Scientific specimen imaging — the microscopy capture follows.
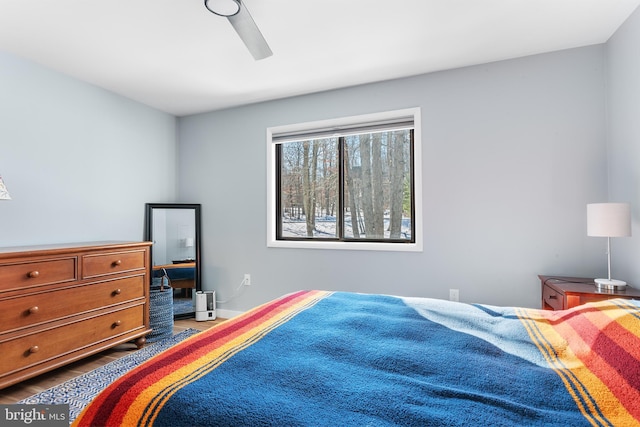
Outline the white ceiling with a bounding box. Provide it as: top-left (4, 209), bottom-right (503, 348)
top-left (1, 0), bottom-right (638, 116)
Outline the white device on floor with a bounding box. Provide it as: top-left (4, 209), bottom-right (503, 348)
top-left (195, 290), bottom-right (216, 321)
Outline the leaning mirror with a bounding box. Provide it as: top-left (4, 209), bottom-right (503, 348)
top-left (145, 203), bottom-right (202, 319)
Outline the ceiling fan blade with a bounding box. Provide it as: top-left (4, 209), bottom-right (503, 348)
top-left (227, 2), bottom-right (273, 60)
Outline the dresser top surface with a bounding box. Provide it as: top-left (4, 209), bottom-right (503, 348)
top-left (0, 241), bottom-right (152, 258)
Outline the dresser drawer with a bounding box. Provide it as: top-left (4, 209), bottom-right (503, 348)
top-left (0, 258), bottom-right (77, 292)
top-left (0, 305), bottom-right (145, 376)
top-left (542, 284), bottom-right (564, 310)
top-left (82, 250), bottom-right (146, 279)
top-left (0, 276), bottom-right (145, 333)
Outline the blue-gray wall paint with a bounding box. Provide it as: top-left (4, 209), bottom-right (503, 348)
top-left (0, 52), bottom-right (177, 245)
top-left (178, 45), bottom-right (608, 311)
top-left (606, 7), bottom-right (640, 286)
top-left (3, 15), bottom-right (637, 311)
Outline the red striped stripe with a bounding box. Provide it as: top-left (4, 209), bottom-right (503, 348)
top-left (76, 290), bottom-right (313, 426)
top-left (559, 305), bottom-right (640, 419)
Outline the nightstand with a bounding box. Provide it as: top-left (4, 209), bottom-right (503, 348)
top-left (539, 275), bottom-right (640, 310)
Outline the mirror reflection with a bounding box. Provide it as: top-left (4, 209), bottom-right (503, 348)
top-left (145, 203), bottom-right (202, 319)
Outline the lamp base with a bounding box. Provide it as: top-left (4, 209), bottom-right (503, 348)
top-left (594, 278), bottom-right (627, 291)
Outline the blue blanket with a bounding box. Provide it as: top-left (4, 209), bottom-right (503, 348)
top-left (74, 291), bottom-right (640, 426)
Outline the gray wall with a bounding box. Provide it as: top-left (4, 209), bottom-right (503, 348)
top-left (2, 24), bottom-right (632, 313)
top-left (178, 45), bottom-right (608, 311)
top-left (0, 52), bottom-right (178, 246)
top-left (606, 7), bottom-right (640, 284)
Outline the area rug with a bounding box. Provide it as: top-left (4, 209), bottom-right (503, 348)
top-left (18, 328), bottom-right (200, 422)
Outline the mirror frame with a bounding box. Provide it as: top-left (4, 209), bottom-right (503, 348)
top-left (144, 203), bottom-right (202, 319)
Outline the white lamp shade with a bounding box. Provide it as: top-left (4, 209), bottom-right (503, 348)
top-left (0, 175), bottom-right (11, 200)
top-left (587, 203), bottom-right (631, 237)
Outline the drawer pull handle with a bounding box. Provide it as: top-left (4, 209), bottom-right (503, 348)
top-left (112, 260), bottom-right (122, 267)
top-left (29, 346), bottom-right (39, 354)
top-left (113, 320), bottom-right (122, 328)
top-left (28, 306), bottom-right (39, 314)
top-left (113, 288), bottom-right (122, 296)
top-left (27, 270), bottom-right (40, 278)
top-left (548, 295), bottom-right (557, 300)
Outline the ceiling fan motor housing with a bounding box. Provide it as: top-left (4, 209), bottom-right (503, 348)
top-left (204, 0), bottom-right (241, 17)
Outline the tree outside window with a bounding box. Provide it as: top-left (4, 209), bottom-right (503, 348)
top-left (277, 129), bottom-right (414, 243)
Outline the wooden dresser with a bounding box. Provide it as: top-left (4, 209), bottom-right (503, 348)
top-left (0, 241), bottom-right (152, 390)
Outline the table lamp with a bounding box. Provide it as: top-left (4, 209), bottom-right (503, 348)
top-left (587, 202), bottom-right (631, 290)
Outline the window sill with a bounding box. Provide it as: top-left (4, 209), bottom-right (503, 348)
top-left (267, 239), bottom-right (423, 252)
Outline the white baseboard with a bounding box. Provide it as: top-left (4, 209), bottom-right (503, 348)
top-left (216, 308), bottom-right (243, 319)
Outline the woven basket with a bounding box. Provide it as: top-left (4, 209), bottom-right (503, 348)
top-left (147, 276), bottom-right (174, 343)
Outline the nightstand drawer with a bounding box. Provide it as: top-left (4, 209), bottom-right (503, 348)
top-left (542, 284), bottom-right (564, 310)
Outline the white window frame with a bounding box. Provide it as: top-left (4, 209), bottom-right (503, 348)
top-left (266, 107), bottom-right (423, 252)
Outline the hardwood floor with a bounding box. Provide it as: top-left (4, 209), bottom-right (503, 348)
top-left (0, 317), bottom-right (224, 404)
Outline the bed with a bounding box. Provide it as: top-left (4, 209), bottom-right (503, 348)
top-left (152, 263), bottom-right (196, 296)
top-left (73, 290), bottom-right (640, 426)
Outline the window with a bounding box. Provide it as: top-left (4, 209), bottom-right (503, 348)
top-left (267, 108), bottom-right (422, 251)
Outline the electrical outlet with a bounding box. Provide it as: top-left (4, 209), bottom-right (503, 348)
top-left (244, 273), bottom-right (251, 286)
top-left (449, 289), bottom-right (459, 302)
